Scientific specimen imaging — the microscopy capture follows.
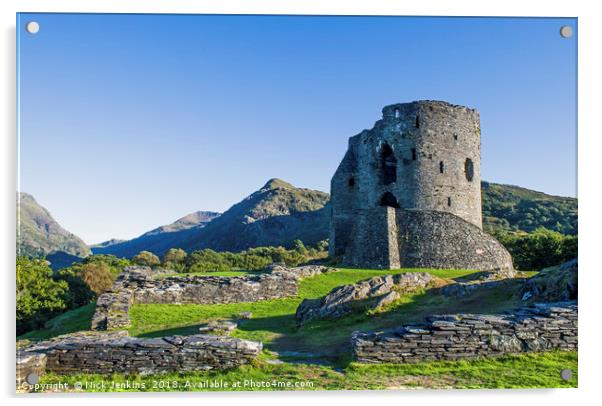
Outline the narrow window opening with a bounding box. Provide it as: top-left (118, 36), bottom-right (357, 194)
top-left (380, 143), bottom-right (397, 185)
top-left (447, 197), bottom-right (452, 207)
top-left (348, 177), bottom-right (355, 187)
top-left (394, 108), bottom-right (400, 118)
top-left (439, 161), bottom-right (444, 173)
top-left (380, 192), bottom-right (400, 208)
top-left (465, 158), bottom-right (475, 182)
top-left (411, 148), bottom-right (417, 161)
top-left (453, 134), bottom-right (458, 141)
top-left (415, 115), bottom-right (420, 128)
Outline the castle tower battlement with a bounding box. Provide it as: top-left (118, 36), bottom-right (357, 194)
top-left (330, 100), bottom-right (512, 272)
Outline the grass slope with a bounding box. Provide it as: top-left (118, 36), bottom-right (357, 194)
top-left (22, 268), bottom-right (577, 391)
top-left (129, 268), bottom-right (523, 363)
top-left (18, 302), bottom-right (96, 341)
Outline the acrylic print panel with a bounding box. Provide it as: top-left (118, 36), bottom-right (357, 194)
top-left (16, 13), bottom-right (577, 392)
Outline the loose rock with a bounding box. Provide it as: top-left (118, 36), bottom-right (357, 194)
top-left (296, 272), bottom-right (436, 325)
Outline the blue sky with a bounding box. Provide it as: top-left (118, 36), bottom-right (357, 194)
top-left (17, 14), bottom-right (577, 244)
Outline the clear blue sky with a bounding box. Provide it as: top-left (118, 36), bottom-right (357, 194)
top-left (17, 14), bottom-right (577, 244)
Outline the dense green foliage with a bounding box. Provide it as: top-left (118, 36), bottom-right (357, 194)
top-left (180, 240), bottom-right (328, 273)
top-left (17, 255), bottom-right (131, 335)
top-left (495, 228), bottom-right (577, 271)
top-left (16, 257), bottom-right (68, 335)
top-left (162, 248), bottom-right (187, 271)
top-left (132, 251), bottom-right (161, 267)
top-left (56, 255), bottom-right (130, 309)
top-left (482, 181), bottom-right (577, 235)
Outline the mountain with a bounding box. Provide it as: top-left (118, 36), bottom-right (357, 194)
top-left (91, 211), bottom-right (220, 258)
top-left (17, 192), bottom-right (91, 258)
top-left (90, 179), bottom-right (576, 259)
top-left (177, 179), bottom-right (330, 253)
top-left (481, 181), bottom-right (577, 235)
top-left (93, 179), bottom-right (330, 258)
top-left (90, 238), bottom-right (125, 249)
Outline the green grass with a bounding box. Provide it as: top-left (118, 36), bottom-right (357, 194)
top-left (18, 302), bottom-right (96, 341)
top-left (35, 350), bottom-right (577, 392)
top-left (129, 268), bottom-right (525, 364)
top-left (19, 267), bottom-right (576, 391)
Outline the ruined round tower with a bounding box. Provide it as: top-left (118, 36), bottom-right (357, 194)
top-left (330, 100), bottom-right (513, 272)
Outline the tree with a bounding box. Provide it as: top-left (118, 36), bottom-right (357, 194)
top-left (162, 248), bottom-right (187, 271)
top-left (132, 251), bottom-right (160, 267)
top-left (292, 239), bottom-right (308, 255)
top-left (17, 257), bottom-right (68, 334)
top-left (79, 262), bottom-right (114, 295)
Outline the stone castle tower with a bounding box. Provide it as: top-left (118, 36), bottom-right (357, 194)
top-left (330, 100), bottom-right (513, 271)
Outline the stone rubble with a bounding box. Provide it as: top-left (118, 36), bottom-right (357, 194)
top-left (520, 259), bottom-right (577, 302)
top-left (352, 302), bottom-right (577, 364)
top-left (296, 272), bottom-right (436, 325)
top-left (198, 319), bottom-right (238, 335)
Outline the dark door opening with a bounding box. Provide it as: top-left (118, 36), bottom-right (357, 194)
top-left (380, 192), bottom-right (400, 208)
top-left (380, 143), bottom-right (397, 185)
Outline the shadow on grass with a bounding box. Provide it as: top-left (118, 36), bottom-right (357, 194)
top-left (134, 278), bottom-right (526, 368)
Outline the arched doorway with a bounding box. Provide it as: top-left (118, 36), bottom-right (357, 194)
top-left (379, 192), bottom-right (400, 208)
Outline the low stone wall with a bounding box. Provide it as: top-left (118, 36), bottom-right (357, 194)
top-left (133, 273), bottom-right (298, 305)
top-left (352, 302), bottom-right (577, 364)
top-left (92, 265), bottom-right (334, 331)
top-left (16, 351), bottom-right (46, 388)
top-left (18, 331), bottom-right (262, 378)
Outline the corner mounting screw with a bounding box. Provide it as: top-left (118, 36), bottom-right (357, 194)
top-left (559, 25), bottom-right (573, 38)
top-left (560, 368), bottom-right (573, 381)
top-left (26, 21), bottom-right (40, 34)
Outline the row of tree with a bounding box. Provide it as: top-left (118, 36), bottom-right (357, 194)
top-left (131, 239), bottom-right (329, 273)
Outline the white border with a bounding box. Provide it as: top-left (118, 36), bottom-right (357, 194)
top-left (2, 1), bottom-right (601, 405)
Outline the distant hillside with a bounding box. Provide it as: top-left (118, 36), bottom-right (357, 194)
top-left (89, 179), bottom-right (576, 258)
top-left (17, 193), bottom-right (90, 258)
top-left (92, 211), bottom-right (220, 258)
top-left (93, 179), bottom-right (330, 258)
top-left (178, 178), bottom-right (330, 253)
top-left (482, 181), bottom-right (577, 235)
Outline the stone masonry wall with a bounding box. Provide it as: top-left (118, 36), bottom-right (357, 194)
top-left (92, 265), bottom-right (333, 331)
top-left (352, 302), bottom-right (577, 364)
top-left (18, 331), bottom-right (262, 378)
top-left (343, 206), bottom-right (513, 272)
top-left (329, 100), bottom-right (511, 271)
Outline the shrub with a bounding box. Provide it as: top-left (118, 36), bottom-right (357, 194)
top-left (132, 251), bottom-right (161, 267)
top-left (16, 257), bottom-right (68, 335)
top-left (496, 228), bottom-right (577, 271)
top-left (163, 248), bottom-right (187, 271)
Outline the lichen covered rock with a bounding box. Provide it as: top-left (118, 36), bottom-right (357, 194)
top-left (295, 272), bottom-right (436, 325)
top-left (521, 259), bottom-right (577, 302)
